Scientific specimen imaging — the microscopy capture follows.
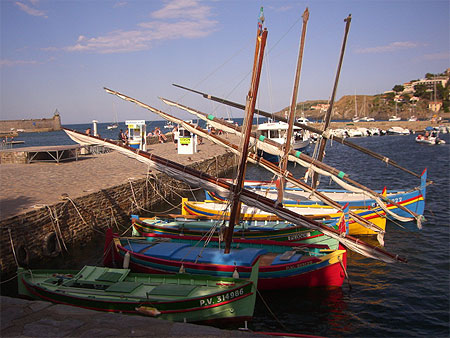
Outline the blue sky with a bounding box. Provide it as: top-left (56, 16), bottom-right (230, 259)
top-left (1, 0), bottom-right (448, 124)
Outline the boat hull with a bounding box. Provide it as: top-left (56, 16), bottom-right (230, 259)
top-left (257, 140), bottom-right (310, 164)
top-left (132, 216), bottom-right (340, 250)
top-left (105, 232), bottom-right (347, 291)
top-left (182, 199), bottom-right (387, 236)
top-left (204, 171), bottom-right (426, 221)
top-left (18, 265), bottom-right (257, 324)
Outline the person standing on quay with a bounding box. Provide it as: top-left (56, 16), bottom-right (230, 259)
top-left (172, 125), bottom-right (179, 149)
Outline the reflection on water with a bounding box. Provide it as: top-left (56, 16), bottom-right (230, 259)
top-left (251, 286), bottom-right (351, 336)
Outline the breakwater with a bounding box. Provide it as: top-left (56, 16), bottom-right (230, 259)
top-left (0, 138), bottom-right (238, 277)
top-left (0, 114), bottom-right (61, 133)
top-left (309, 120), bottom-right (449, 132)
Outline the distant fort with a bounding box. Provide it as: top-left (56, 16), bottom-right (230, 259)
top-left (0, 113), bottom-right (61, 134)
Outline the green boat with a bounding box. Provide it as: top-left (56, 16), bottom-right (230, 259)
top-left (17, 263), bottom-right (258, 324)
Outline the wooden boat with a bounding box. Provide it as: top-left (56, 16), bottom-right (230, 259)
top-left (130, 215), bottom-right (340, 250)
top-left (204, 168), bottom-right (427, 220)
top-left (104, 230), bottom-right (347, 291)
top-left (182, 198), bottom-right (386, 236)
top-left (18, 264), bottom-right (258, 324)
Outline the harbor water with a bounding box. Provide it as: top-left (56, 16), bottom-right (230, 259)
top-left (2, 122), bottom-right (449, 337)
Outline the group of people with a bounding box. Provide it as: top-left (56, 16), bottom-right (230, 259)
top-left (114, 124), bottom-right (207, 148)
top-left (146, 127), bottom-right (167, 143)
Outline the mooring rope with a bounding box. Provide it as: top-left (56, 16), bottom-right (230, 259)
top-left (46, 205), bottom-right (67, 252)
top-left (63, 195), bottom-right (103, 234)
top-left (145, 177), bottom-right (179, 208)
top-left (109, 206), bottom-right (121, 232)
top-left (338, 255), bottom-right (352, 290)
top-left (8, 228), bottom-right (19, 267)
top-left (256, 288), bottom-right (289, 331)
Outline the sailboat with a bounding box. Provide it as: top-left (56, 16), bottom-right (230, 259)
top-left (359, 96), bottom-right (375, 121)
top-left (107, 110), bottom-right (119, 129)
top-left (104, 230), bottom-right (347, 290)
top-left (130, 214), bottom-right (340, 250)
top-left (352, 93), bottom-right (360, 122)
top-left (389, 101), bottom-right (401, 121)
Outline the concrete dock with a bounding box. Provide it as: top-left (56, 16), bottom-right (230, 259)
top-left (1, 296), bottom-right (264, 337)
top-left (0, 135), bottom-right (239, 220)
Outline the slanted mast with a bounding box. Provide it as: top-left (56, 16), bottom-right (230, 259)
top-left (225, 7), bottom-right (268, 254)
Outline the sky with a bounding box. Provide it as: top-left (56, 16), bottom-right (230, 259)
top-left (1, 0), bottom-right (449, 124)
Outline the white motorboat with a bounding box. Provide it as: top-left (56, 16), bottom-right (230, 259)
top-left (368, 127), bottom-right (381, 136)
top-left (257, 121), bottom-right (310, 163)
top-left (389, 115), bottom-right (401, 122)
top-left (387, 126), bottom-right (410, 135)
top-left (346, 128), bottom-right (363, 137)
top-left (356, 127), bottom-right (370, 136)
top-left (416, 128), bottom-right (446, 144)
top-left (297, 116), bottom-right (310, 124)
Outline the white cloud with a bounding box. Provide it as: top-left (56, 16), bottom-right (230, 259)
top-left (15, 1), bottom-right (48, 18)
top-left (113, 1), bottom-right (128, 8)
top-left (151, 0), bottom-right (210, 20)
top-left (64, 0), bottom-right (218, 54)
top-left (0, 59), bottom-right (38, 67)
top-left (422, 51), bottom-right (449, 60)
top-left (356, 41), bottom-right (420, 54)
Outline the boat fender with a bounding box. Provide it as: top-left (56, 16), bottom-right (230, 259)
top-left (16, 244), bottom-right (30, 267)
top-left (232, 264), bottom-right (240, 279)
top-left (123, 251), bottom-right (130, 269)
top-left (43, 232), bottom-right (61, 257)
top-left (135, 306), bottom-right (161, 317)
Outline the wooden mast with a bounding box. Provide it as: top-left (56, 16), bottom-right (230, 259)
top-left (277, 7), bottom-right (309, 204)
top-left (224, 8), bottom-right (268, 254)
top-left (311, 14), bottom-right (351, 189)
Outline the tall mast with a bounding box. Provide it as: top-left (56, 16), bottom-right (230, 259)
top-left (311, 14), bottom-right (351, 189)
top-left (277, 7), bottom-right (309, 204)
top-left (224, 8), bottom-right (268, 254)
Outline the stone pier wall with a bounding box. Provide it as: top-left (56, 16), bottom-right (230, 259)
top-left (0, 114), bottom-right (61, 133)
top-left (0, 151), bottom-right (237, 277)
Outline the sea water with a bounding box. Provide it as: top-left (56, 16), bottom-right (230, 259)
top-left (3, 122), bottom-right (450, 337)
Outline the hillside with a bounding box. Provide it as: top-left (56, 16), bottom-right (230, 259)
top-left (275, 94), bottom-right (448, 121)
